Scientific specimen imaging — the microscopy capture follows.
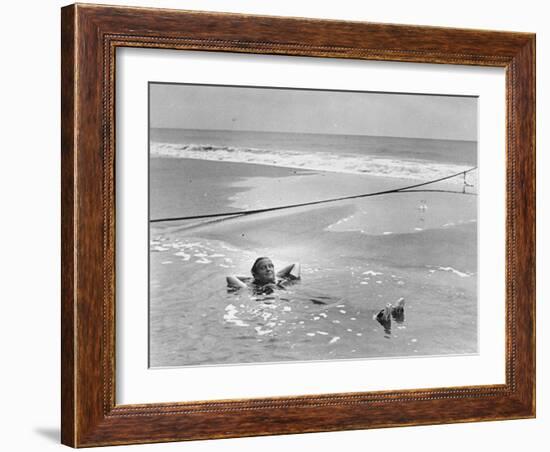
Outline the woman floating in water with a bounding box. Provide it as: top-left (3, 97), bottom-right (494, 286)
top-left (226, 257), bottom-right (301, 294)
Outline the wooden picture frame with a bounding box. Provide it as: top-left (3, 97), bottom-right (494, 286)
top-left (61, 3), bottom-right (535, 447)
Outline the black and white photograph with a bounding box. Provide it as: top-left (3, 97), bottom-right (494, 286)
top-left (2, 0), bottom-right (544, 450)
top-left (148, 83), bottom-right (478, 368)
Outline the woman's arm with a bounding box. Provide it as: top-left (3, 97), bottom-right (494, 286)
top-left (277, 263), bottom-right (301, 280)
top-left (226, 275), bottom-right (248, 289)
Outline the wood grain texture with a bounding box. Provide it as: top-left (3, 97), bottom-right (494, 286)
top-left (60, 5), bottom-right (76, 446)
top-left (60, 3), bottom-right (536, 447)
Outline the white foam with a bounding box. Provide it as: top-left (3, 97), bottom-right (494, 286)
top-left (255, 327), bottom-right (273, 336)
top-left (437, 266), bottom-right (473, 278)
top-left (223, 304), bottom-right (249, 327)
top-left (363, 270), bottom-right (383, 276)
top-left (151, 141), bottom-right (474, 184)
top-left (174, 252), bottom-right (190, 261)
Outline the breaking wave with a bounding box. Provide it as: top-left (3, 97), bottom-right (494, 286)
top-left (151, 141), bottom-right (476, 185)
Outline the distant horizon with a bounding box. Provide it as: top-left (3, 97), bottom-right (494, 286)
top-left (149, 126), bottom-right (477, 143)
top-left (150, 83), bottom-right (478, 142)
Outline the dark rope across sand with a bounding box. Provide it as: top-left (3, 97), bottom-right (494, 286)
top-left (150, 167), bottom-right (477, 223)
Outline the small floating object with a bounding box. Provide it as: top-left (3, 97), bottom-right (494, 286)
top-left (329, 336), bottom-right (340, 344)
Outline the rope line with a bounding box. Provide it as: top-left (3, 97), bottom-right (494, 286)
top-left (150, 167), bottom-right (477, 223)
top-left (399, 189), bottom-right (477, 196)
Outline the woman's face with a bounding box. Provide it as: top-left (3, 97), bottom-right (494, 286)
top-left (253, 258), bottom-right (276, 284)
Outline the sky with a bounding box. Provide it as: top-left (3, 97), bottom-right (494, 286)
top-left (150, 83), bottom-right (477, 141)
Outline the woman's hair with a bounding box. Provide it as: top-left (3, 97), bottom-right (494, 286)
top-left (251, 257), bottom-right (271, 275)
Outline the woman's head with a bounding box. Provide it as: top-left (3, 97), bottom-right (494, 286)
top-left (251, 257), bottom-right (276, 284)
